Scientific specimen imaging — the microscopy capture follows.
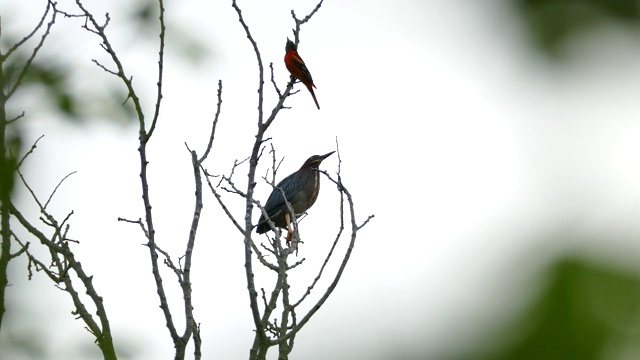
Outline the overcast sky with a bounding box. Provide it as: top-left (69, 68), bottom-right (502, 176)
top-left (4, 0), bottom-right (640, 359)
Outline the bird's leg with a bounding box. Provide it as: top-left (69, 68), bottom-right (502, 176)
top-left (285, 213), bottom-right (293, 246)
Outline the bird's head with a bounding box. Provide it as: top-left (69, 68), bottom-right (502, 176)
top-left (285, 38), bottom-right (297, 52)
top-left (300, 151), bottom-right (334, 170)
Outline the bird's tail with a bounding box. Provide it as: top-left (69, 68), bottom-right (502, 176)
top-left (307, 85), bottom-right (320, 110)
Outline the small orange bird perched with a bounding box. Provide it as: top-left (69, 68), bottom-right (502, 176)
top-left (284, 38), bottom-right (320, 110)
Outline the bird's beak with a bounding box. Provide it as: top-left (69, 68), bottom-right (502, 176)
top-left (320, 151), bottom-right (335, 161)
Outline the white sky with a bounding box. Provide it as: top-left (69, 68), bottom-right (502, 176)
top-left (4, 0), bottom-right (640, 359)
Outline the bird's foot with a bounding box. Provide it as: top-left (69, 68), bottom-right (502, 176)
top-left (286, 230), bottom-right (293, 246)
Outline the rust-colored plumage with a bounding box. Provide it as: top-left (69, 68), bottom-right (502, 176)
top-left (284, 38), bottom-right (320, 110)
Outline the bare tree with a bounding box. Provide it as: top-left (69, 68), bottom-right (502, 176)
top-left (208, 1), bottom-right (374, 359)
top-left (0, 0), bottom-right (373, 359)
top-left (0, 0), bottom-right (62, 332)
top-left (69, 0), bottom-right (205, 358)
top-left (0, 1), bottom-right (118, 358)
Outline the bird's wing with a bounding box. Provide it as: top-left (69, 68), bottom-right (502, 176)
top-left (291, 52), bottom-right (314, 84)
top-left (263, 172), bottom-right (304, 216)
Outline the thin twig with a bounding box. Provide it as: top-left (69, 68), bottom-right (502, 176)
top-left (44, 171), bottom-right (76, 210)
top-left (9, 202), bottom-right (117, 359)
top-left (251, 240), bottom-right (278, 271)
top-left (7, 111), bottom-right (25, 124)
top-left (15, 135), bottom-right (44, 169)
top-left (203, 167), bottom-right (245, 234)
top-left (231, 0), bottom-right (265, 125)
top-left (155, 244), bottom-right (183, 281)
top-left (199, 80), bottom-right (223, 163)
top-left (74, 0), bottom-right (146, 136)
top-left (5, 1), bottom-right (57, 98)
top-left (269, 63), bottom-right (283, 97)
top-left (146, 0), bottom-right (166, 139)
top-left (117, 217), bottom-right (150, 239)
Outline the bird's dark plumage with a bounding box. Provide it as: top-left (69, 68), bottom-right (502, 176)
top-left (256, 152), bottom-right (334, 234)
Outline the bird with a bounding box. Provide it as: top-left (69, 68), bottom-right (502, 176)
top-left (256, 151), bottom-right (334, 244)
top-left (284, 38), bottom-right (320, 110)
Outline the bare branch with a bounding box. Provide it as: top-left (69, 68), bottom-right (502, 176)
top-left (44, 171), bottom-right (77, 210)
top-left (73, 0), bottom-right (188, 349)
top-left (231, 0), bottom-right (265, 125)
top-left (357, 214), bottom-right (375, 230)
top-left (15, 134), bottom-right (44, 169)
top-left (6, 111), bottom-right (25, 124)
top-left (9, 235), bottom-right (29, 259)
top-left (146, 0), bottom-right (166, 139)
top-left (117, 217), bottom-right (150, 239)
top-left (291, 197), bottom-right (343, 308)
top-left (178, 148), bottom-right (203, 358)
top-left (203, 167), bottom-right (245, 234)
top-left (154, 244), bottom-right (182, 279)
top-left (16, 168), bottom-right (46, 212)
top-left (14, 236), bottom-right (60, 281)
top-left (269, 63), bottom-right (283, 98)
top-left (294, 1), bottom-right (324, 26)
top-left (199, 80), bottom-right (223, 163)
top-left (91, 59), bottom-right (118, 75)
top-left (287, 257), bottom-right (305, 270)
top-left (289, 1), bottom-right (324, 45)
top-left (251, 240), bottom-right (278, 271)
top-left (9, 202), bottom-right (117, 359)
top-left (5, 0), bottom-right (56, 98)
top-left (74, 0), bottom-right (147, 137)
top-left (261, 288), bottom-right (268, 308)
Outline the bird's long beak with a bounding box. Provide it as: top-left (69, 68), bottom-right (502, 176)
top-left (320, 151), bottom-right (335, 161)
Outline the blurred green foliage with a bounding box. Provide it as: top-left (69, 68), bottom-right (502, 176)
top-left (478, 256), bottom-right (640, 360)
top-left (20, 60), bottom-right (79, 119)
top-left (129, 0), bottom-right (161, 36)
top-left (387, 256), bottom-right (640, 360)
top-left (129, 0), bottom-right (212, 65)
top-left (514, 0), bottom-right (640, 57)
top-left (0, 327), bottom-right (47, 360)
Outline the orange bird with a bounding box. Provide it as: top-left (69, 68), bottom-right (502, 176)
top-left (284, 38), bottom-right (320, 110)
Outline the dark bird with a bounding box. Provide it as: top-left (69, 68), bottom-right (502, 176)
top-left (284, 38), bottom-right (320, 110)
top-left (256, 151), bottom-right (334, 243)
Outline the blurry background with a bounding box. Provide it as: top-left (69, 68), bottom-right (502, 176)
top-left (2, 0), bottom-right (640, 359)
